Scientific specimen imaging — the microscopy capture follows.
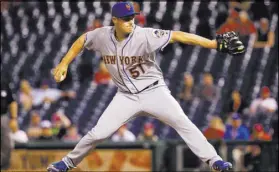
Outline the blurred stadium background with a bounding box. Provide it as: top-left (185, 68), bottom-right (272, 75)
top-left (1, 1), bottom-right (278, 172)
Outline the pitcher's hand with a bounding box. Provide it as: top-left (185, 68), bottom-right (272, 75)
top-left (52, 63), bottom-right (68, 82)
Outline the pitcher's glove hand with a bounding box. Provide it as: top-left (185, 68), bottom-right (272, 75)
top-left (216, 31), bottom-right (246, 56)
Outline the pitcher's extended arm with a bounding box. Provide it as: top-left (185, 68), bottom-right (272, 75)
top-left (169, 31), bottom-right (217, 49)
top-left (52, 34), bottom-right (86, 82)
top-left (170, 31), bottom-right (245, 56)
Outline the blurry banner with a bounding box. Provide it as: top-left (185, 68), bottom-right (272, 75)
top-left (9, 149), bottom-right (152, 171)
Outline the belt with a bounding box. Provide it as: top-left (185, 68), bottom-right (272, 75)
top-left (137, 80), bottom-right (159, 94)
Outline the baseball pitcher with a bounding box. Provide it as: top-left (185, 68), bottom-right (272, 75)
top-left (47, 2), bottom-right (245, 172)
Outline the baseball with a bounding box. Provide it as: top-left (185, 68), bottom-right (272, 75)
top-left (59, 74), bottom-right (66, 81)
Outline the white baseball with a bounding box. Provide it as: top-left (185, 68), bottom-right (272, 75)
top-left (60, 74), bottom-right (66, 81)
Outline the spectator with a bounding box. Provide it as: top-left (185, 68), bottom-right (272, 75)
top-left (1, 1), bottom-right (9, 12)
top-left (217, 9), bottom-right (256, 37)
top-left (62, 125), bottom-right (81, 142)
top-left (38, 120), bottom-right (55, 141)
top-left (19, 79), bottom-right (33, 111)
top-left (238, 11), bottom-right (257, 36)
top-left (216, 9), bottom-right (240, 34)
top-left (203, 116), bottom-right (225, 140)
top-left (217, 0), bottom-right (242, 34)
top-left (249, 86), bottom-right (277, 131)
top-left (223, 113), bottom-right (250, 171)
top-left (111, 124), bottom-right (136, 142)
top-left (39, 79), bottom-right (76, 103)
top-left (224, 113), bottom-right (250, 140)
top-left (133, 1), bottom-right (146, 27)
top-left (253, 17), bottom-right (275, 48)
top-left (224, 90), bottom-right (248, 114)
top-left (243, 144), bottom-right (262, 172)
top-left (138, 122), bottom-right (158, 142)
top-left (9, 119), bottom-right (28, 144)
top-left (249, 86), bottom-right (278, 115)
top-left (243, 123), bottom-right (271, 172)
top-left (250, 123), bottom-right (272, 141)
top-left (19, 79), bottom-right (76, 109)
top-left (94, 60), bottom-right (112, 85)
top-left (86, 18), bottom-right (103, 32)
top-left (1, 79), bottom-right (18, 170)
top-left (51, 109), bottom-right (71, 140)
top-left (178, 73), bottom-right (194, 101)
top-left (195, 73), bottom-right (217, 101)
top-left (26, 111), bottom-right (42, 140)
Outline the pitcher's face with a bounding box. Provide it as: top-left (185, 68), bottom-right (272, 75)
top-left (113, 15), bottom-right (135, 34)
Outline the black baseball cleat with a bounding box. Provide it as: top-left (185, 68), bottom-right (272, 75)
top-left (47, 160), bottom-right (70, 172)
top-left (212, 160), bottom-right (233, 171)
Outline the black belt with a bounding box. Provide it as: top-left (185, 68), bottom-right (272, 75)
top-left (136, 80), bottom-right (159, 94)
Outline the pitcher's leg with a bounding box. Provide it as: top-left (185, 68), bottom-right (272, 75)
top-left (51, 92), bottom-right (140, 170)
top-left (142, 87), bottom-right (222, 167)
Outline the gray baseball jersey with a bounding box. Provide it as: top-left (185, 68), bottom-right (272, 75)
top-left (59, 25), bottom-right (223, 170)
top-left (84, 25), bottom-right (170, 94)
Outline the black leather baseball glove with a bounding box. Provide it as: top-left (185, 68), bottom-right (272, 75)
top-left (216, 31), bottom-right (246, 56)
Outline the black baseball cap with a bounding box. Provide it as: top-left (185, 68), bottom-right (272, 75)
top-left (112, 2), bottom-right (139, 18)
